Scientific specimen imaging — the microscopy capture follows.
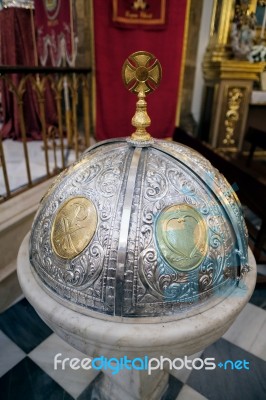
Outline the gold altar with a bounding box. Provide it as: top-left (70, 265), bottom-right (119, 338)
top-left (201, 0), bottom-right (266, 152)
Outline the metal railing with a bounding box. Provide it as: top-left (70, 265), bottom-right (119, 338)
top-left (0, 66), bottom-right (92, 202)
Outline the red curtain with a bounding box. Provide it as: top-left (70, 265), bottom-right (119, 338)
top-left (93, 0), bottom-right (188, 141)
top-left (0, 7), bottom-right (57, 140)
top-left (0, 8), bottom-right (41, 140)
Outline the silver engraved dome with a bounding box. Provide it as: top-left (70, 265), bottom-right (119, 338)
top-left (29, 138), bottom-right (249, 320)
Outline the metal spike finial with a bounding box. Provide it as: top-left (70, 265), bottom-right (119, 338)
top-left (122, 51), bottom-right (162, 142)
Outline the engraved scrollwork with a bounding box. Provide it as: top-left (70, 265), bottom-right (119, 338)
top-left (204, 215), bottom-right (227, 285)
top-left (30, 147), bottom-right (128, 310)
top-left (210, 233), bottom-right (222, 249)
top-left (199, 201), bottom-right (210, 215)
top-left (152, 199), bottom-right (165, 215)
top-left (199, 263), bottom-right (214, 291)
top-left (43, 256), bottom-right (64, 282)
top-left (96, 167), bottom-right (121, 197)
top-left (167, 169), bottom-right (182, 191)
top-left (66, 242), bottom-right (104, 288)
top-left (181, 180), bottom-right (197, 200)
top-left (40, 152), bottom-right (93, 204)
top-left (158, 272), bottom-right (190, 299)
top-left (42, 218), bottom-right (52, 234)
top-left (139, 248), bottom-right (191, 300)
top-left (207, 215), bottom-right (224, 250)
top-left (97, 222), bottom-right (110, 247)
top-left (158, 277), bottom-right (182, 299)
top-left (73, 164), bottom-right (100, 186)
top-left (86, 243), bottom-right (105, 285)
top-left (209, 173), bottom-right (248, 264)
top-left (168, 169), bottom-right (195, 195)
top-left (167, 169), bottom-right (198, 206)
top-left (142, 205), bottom-right (154, 224)
top-left (207, 215), bottom-right (225, 237)
top-left (158, 141), bottom-right (214, 176)
top-left (144, 169), bottom-right (167, 200)
top-left (44, 256), bottom-right (52, 271)
top-left (64, 264), bottom-right (85, 286)
top-left (98, 199), bottom-right (112, 221)
top-left (50, 200), bottom-right (60, 215)
top-left (139, 225), bottom-right (153, 253)
top-left (139, 248), bottom-right (162, 298)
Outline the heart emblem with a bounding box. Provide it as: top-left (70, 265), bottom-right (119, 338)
top-left (166, 216), bottom-right (199, 258)
top-left (156, 204), bottom-right (208, 271)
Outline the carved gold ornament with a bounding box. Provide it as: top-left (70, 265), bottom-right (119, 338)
top-left (156, 204), bottom-right (208, 271)
top-left (51, 197), bottom-right (97, 259)
top-left (122, 51), bottom-right (162, 142)
top-left (223, 87), bottom-right (244, 146)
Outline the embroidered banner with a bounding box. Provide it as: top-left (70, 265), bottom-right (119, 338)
top-left (93, 0), bottom-right (188, 140)
top-left (34, 0), bottom-right (77, 66)
top-left (0, 6), bottom-right (57, 140)
top-left (112, 0), bottom-right (167, 29)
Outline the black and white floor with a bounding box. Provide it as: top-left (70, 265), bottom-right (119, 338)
top-left (0, 283), bottom-right (265, 400)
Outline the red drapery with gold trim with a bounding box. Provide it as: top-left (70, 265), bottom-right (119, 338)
top-left (93, 0), bottom-right (188, 140)
top-left (34, 0), bottom-right (76, 67)
top-left (0, 7), bottom-right (58, 140)
top-left (0, 8), bottom-right (43, 140)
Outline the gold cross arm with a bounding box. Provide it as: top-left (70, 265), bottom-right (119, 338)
top-left (122, 51), bottom-right (162, 95)
top-left (122, 51), bottom-right (162, 143)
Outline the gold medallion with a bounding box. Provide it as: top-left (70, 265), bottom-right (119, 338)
top-left (156, 204), bottom-right (208, 271)
top-left (51, 197), bottom-right (97, 259)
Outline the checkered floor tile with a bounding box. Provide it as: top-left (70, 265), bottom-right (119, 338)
top-left (0, 286), bottom-right (265, 400)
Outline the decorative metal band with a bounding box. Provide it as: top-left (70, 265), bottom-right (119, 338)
top-left (115, 147), bottom-right (142, 316)
top-left (82, 138), bottom-right (127, 155)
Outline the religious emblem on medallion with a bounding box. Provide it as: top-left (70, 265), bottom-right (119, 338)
top-left (156, 204), bottom-right (208, 271)
top-left (51, 197), bottom-right (97, 259)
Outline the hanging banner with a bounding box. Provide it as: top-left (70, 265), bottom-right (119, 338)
top-left (0, 5), bottom-right (58, 140)
top-left (112, 0), bottom-right (167, 29)
top-left (34, 0), bottom-right (77, 66)
top-left (93, 0), bottom-right (188, 140)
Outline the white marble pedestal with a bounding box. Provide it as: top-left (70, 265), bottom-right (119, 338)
top-left (17, 234), bottom-right (257, 400)
top-left (91, 369), bottom-right (168, 400)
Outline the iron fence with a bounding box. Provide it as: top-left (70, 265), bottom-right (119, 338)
top-left (0, 66), bottom-right (92, 202)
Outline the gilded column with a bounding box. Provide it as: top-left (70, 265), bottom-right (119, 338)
top-left (201, 0), bottom-right (266, 151)
top-left (205, 0), bottom-right (235, 63)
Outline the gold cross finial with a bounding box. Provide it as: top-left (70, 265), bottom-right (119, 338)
top-left (122, 51), bottom-right (162, 143)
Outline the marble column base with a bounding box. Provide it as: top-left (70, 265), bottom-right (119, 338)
top-left (91, 369), bottom-right (168, 400)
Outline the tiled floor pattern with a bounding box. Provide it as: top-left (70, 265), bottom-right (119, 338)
top-left (0, 293), bottom-right (265, 400)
